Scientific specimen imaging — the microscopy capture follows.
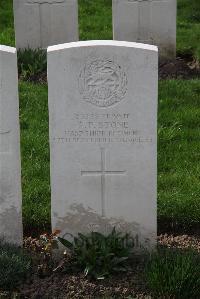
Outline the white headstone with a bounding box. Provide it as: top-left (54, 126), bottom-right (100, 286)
top-left (14, 0), bottom-right (79, 49)
top-left (113, 0), bottom-right (177, 60)
top-left (48, 41), bottom-right (158, 248)
top-left (0, 46), bottom-right (23, 245)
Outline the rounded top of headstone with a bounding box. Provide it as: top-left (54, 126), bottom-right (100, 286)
top-left (0, 45), bottom-right (16, 53)
top-left (47, 40), bottom-right (158, 53)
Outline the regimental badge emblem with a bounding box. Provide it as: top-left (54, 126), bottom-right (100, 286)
top-left (78, 58), bottom-right (128, 108)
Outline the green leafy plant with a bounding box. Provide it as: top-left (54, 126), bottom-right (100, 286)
top-left (58, 228), bottom-right (135, 279)
top-left (0, 240), bottom-right (31, 290)
top-left (146, 248), bottom-right (200, 299)
top-left (17, 48), bottom-right (47, 82)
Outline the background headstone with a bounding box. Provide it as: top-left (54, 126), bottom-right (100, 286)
top-left (112, 0), bottom-right (177, 61)
top-left (0, 45), bottom-right (23, 245)
top-left (14, 0), bottom-right (79, 49)
top-left (48, 40), bottom-right (158, 248)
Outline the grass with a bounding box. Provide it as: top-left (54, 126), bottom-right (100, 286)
top-left (79, 0), bottom-right (112, 40)
top-left (0, 0), bottom-right (14, 47)
top-left (1, 0), bottom-right (200, 59)
top-left (158, 80), bottom-right (200, 231)
top-left (146, 248), bottom-right (200, 299)
top-left (177, 0), bottom-right (200, 60)
top-left (18, 49), bottom-right (47, 81)
top-left (0, 240), bottom-right (31, 290)
top-left (0, 0), bottom-right (200, 233)
top-left (19, 82), bottom-right (50, 233)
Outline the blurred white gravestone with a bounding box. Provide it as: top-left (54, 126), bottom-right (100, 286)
top-left (113, 0), bottom-right (177, 60)
top-left (48, 40), bottom-right (158, 248)
top-left (14, 0), bottom-right (79, 49)
top-left (0, 46), bottom-right (23, 245)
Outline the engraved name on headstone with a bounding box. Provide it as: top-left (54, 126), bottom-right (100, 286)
top-left (113, 0), bottom-right (177, 60)
top-left (0, 46), bottom-right (23, 245)
top-left (48, 41), bottom-right (158, 248)
top-left (14, 0), bottom-right (79, 49)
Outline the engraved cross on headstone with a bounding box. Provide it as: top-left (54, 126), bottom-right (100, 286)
top-left (81, 148), bottom-right (126, 217)
top-left (128, 0), bottom-right (162, 42)
top-left (26, 0), bottom-right (65, 47)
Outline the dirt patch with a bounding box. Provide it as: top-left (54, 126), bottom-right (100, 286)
top-left (18, 235), bottom-right (149, 299)
top-left (159, 55), bottom-right (200, 79)
top-left (0, 234), bottom-right (195, 299)
top-left (158, 234), bottom-right (200, 252)
top-left (19, 269), bottom-right (149, 299)
top-left (158, 218), bottom-right (200, 237)
top-left (19, 72), bottom-right (47, 85)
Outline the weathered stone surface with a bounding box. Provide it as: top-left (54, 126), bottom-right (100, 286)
top-left (14, 0), bottom-right (78, 49)
top-left (112, 0), bottom-right (177, 60)
top-left (48, 40), bottom-right (158, 248)
top-left (0, 45), bottom-right (23, 245)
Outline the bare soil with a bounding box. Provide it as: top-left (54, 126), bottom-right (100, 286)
top-left (159, 55), bottom-right (200, 79)
top-left (19, 268), bottom-right (148, 299)
top-left (1, 234), bottom-right (198, 299)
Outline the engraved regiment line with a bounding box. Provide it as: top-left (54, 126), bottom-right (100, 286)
top-left (81, 148), bottom-right (126, 217)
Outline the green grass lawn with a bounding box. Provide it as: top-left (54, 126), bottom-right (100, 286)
top-left (0, 0), bottom-right (200, 234)
top-left (19, 83), bottom-right (50, 233)
top-left (177, 0), bottom-right (200, 60)
top-left (1, 0), bottom-right (200, 59)
top-left (158, 80), bottom-right (200, 231)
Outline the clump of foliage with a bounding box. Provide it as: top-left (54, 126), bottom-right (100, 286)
top-left (24, 231), bottom-right (59, 278)
top-left (58, 228), bottom-right (135, 279)
top-left (18, 48), bottom-right (47, 82)
top-left (146, 248), bottom-right (200, 299)
top-left (0, 240), bottom-right (31, 291)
